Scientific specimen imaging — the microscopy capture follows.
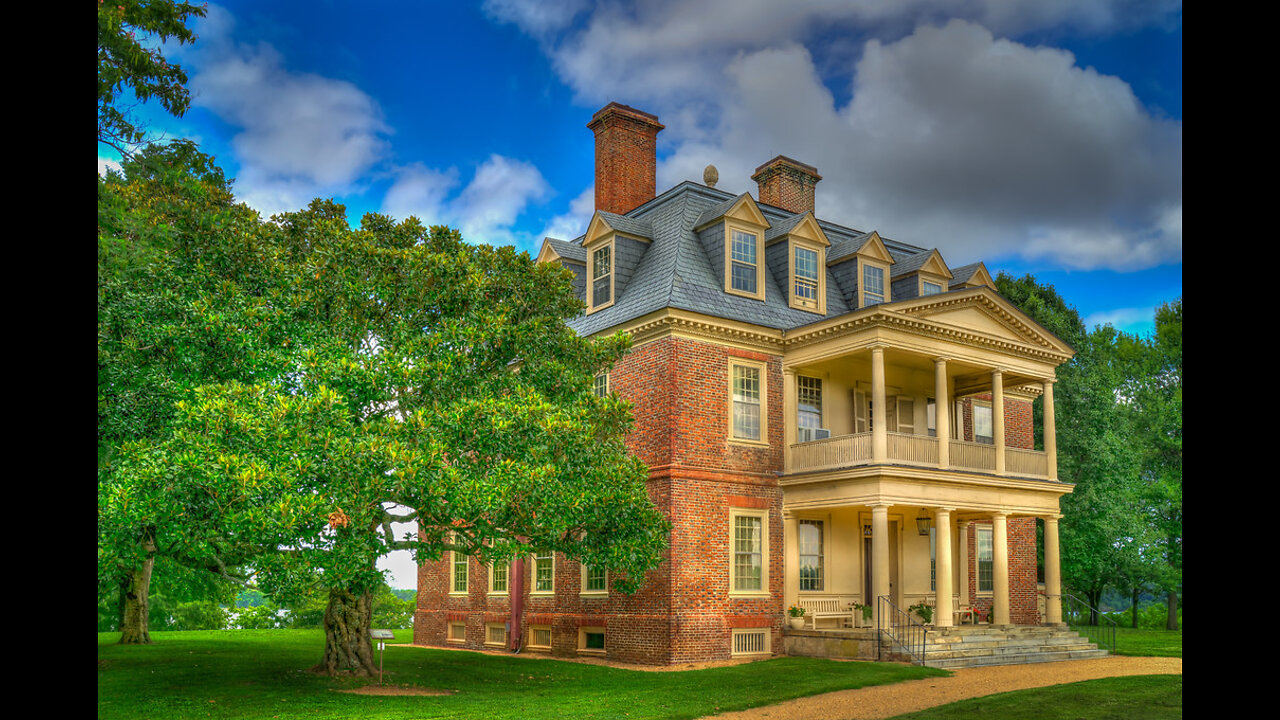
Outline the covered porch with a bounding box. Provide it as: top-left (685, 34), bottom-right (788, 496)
top-left (781, 474), bottom-right (1068, 631)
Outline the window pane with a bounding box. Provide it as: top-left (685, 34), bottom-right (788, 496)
top-left (584, 565), bottom-right (607, 592)
top-left (863, 265), bottom-right (885, 304)
top-left (453, 553), bottom-right (467, 593)
top-left (535, 553), bottom-right (554, 592)
top-left (978, 527), bottom-right (993, 592)
top-left (922, 281), bottom-right (943, 296)
top-left (798, 376), bottom-right (822, 430)
top-left (731, 230), bottom-right (757, 293)
top-left (593, 374), bottom-right (609, 398)
top-left (491, 563), bottom-right (507, 593)
top-left (732, 365), bottom-right (762, 440)
top-left (799, 519), bottom-right (823, 591)
top-left (593, 246), bottom-right (611, 277)
top-left (975, 403), bottom-right (993, 444)
top-left (734, 516), bottom-right (763, 591)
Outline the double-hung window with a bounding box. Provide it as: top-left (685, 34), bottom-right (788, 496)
top-left (974, 401), bottom-right (993, 444)
top-left (592, 245), bottom-right (613, 308)
top-left (582, 564), bottom-right (607, 594)
top-left (977, 526), bottom-right (993, 592)
top-left (730, 230), bottom-right (759, 294)
top-left (489, 562), bottom-right (507, 594)
top-left (593, 373), bottom-right (609, 398)
top-left (862, 263), bottom-right (885, 306)
top-left (797, 376), bottom-right (822, 435)
top-left (793, 246), bottom-right (820, 309)
top-left (730, 362), bottom-right (763, 442)
top-left (451, 550), bottom-right (468, 594)
top-left (732, 513), bottom-right (765, 592)
top-left (798, 519), bottom-right (824, 591)
top-left (533, 552), bottom-right (555, 593)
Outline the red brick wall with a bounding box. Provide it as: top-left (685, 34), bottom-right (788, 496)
top-left (414, 335), bottom-right (785, 664)
top-left (963, 518), bottom-right (1040, 625)
top-left (959, 393), bottom-right (1035, 449)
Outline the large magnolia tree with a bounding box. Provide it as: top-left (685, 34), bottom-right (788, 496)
top-left (103, 196), bottom-right (669, 675)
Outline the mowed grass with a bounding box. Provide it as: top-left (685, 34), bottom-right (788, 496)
top-left (98, 630), bottom-right (946, 720)
top-left (1110, 627), bottom-right (1182, 658)
top-left (885, 675), bottom-right (1183, 720)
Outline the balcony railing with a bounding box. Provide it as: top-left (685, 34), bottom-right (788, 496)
top-left (788, 431), bottom-right (1050, 479)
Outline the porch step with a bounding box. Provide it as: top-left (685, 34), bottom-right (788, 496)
top-left (888, 626), bottom-right (1109, 669)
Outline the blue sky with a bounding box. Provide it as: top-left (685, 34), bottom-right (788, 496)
top-left (102, 1), bottom-right (1181, 338)
top-left (100, 2), bottom-right (1180, 586)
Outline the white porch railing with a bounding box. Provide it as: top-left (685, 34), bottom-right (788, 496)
top-left (788, 432), bottom-right (1049, 479)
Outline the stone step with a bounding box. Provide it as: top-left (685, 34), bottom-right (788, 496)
top-left (926, 635), bottom-right (1090, 650)
top-left (924, 648), bottom-right (1110, 669)
top-left (925, 642), bottom-right (1100, 660)
top-left (926, 632), bottom-right (1080, 646)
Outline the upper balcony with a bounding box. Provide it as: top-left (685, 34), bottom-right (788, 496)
top-left (781, 339), bottom-right (1061, 483)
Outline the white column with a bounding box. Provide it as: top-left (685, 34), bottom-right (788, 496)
top-left (934, 507), bottom-right (954, 627)
top-left (1043, 379), bottom-right (1057, 481)
top-left (1044, 514), bottom-right (1063, 625)
top-left (992, 369), bottom-right (1005, 475)
top-left (871, 503), bottom-right (891, 627)
top-left (935, 358), bottom-right (950, 469)
top-left (992, 512), bottom-right (1010, 625)
top-left (872, 347), bottom-right (887, 464)
top-left (784, 513), bottom-right (799, 619)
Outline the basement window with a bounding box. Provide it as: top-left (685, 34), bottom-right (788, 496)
top-left (484, 622), bottom-right (507, 647)
top-left (731, 629), bottom-right (770, 656)
top-left (578, 627), bottom-right (606, 655)
top-left (529, 625), bottom-right (552, 650)
top-left (447, 621), bottom-right (466, 643)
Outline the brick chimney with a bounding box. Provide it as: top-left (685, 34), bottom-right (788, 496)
top-left (588, 102), bottom-right (665, 215)
top-left (751, 155), bottom-right (822, 214)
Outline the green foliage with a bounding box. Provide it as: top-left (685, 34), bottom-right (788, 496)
top-left (1106, 603), bottom-right (1183, 631)
top-left (908, 602), bottom-right (933, 624)
top-left (234, 603), bottom-right (284, 630)
top-left (173, 600), bottom-right (228, 631)
top-left (994, 273), bottom-right (1174, 604)
top-left (98, 0), bottom-right (206, 151)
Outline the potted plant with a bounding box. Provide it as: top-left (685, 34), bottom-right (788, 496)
top-left (909, 602), bottom-right (934, 625)
top-left (786, 605), bottom-right (806, 629)
top-left (851, 602), bottom-right (873, 627)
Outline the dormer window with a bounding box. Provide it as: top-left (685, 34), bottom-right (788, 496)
top-left (863, 263), bottom-right (886, 305)
top-left (730, 229), bottom-right (759, 294)
top-left (793, 246), bottom-right (820, 308)
top-left (921, 280), bottom-right (943, 296)
top-left (591, 244), bottom-right (613, 310)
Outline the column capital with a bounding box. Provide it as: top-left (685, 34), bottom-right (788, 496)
top-left (869, 502), bottom-right (893, 511)
top-left (1042, 513), bottom-right (1063, 522)
top-left (783, 366), bottom-right (797, 377)
top-left (934, 355), bottom-right (951, 364)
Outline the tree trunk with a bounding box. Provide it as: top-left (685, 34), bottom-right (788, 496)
top-left (1086, 589), bottom-right (1101, 626)
top-left (1166, 590), bottom-right (1179, 630)
top-left (314, 587), bottom-right (377, 677)
top-left (118, 554), bottom-right (155, 645)
top-left (1130, 587), bottom-right (1139, 629)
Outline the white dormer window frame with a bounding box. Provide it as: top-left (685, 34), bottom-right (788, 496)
top-left (586, 237), bottom-right (616, 313)
top-left (788, 240), bottom-right (827, 314)
top-left (859, 258), bottom-right (890, 307)
top-left (724, 219), bottom-right (766, 301)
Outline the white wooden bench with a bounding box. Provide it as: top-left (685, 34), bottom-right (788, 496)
top-left (798, 597), bottom-right (857, 629)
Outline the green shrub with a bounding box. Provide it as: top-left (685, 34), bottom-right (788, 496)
top-left (173, 600), bottom-right (228, 631)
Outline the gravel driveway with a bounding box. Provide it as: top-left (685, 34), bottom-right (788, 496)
top-left (701, 656), bottom-right (1183, 720)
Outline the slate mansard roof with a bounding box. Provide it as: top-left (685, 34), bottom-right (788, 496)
top-left (546, 181), bottom-right (982, 338)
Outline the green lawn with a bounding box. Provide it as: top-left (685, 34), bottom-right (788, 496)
top-left (1110, 627), bottom-right (1183, 658)
top-left (885, 675), bottom-right (1182, 720)
top-left (98, 630), bottom-right (945, 720)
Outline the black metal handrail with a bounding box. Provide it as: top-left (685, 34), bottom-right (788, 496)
top-left (877, 595), bottom-right (927, 665)
top-left (1060, 593), bottom-right (1117, 653)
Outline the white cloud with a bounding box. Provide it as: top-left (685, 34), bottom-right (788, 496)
top-left (98, 156), bottom-right (123, 177)
top-left (382, 155), bottom-right (551, 246)
top-left (184, 5), bottom-right (392, 215)
top-left (495, 5), bottom-right (1182, 271)
top-left (540, 186), bottom-right (596, 241)
top-left (1083, 305), bottom-right (1160, 333)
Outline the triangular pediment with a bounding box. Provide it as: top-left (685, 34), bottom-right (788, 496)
top-left (786, 212), bottom-right (830, 247)
top-left (725, 194), bottom-right (770, 228)
top-left (952, 262), bottom-right (996, 291)
top-left (898, 289), bottom-right (1074, 356)
top-left (856, 231), bottom-right (894, 264)
top-left (917, 250), bottom-right (953, 279)
top-left (584, 213), bottom-right (613, 246)
top-left (536, 239), bottom-right (561, 264)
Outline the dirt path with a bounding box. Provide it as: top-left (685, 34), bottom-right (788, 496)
top-left (702, 656), bottom-right (1182, 720)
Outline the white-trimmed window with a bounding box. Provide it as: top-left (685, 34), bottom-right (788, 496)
top-left (921, 279), bottom-right (944, 296)
top-left (730, 360), bottom-right (767, 443)
top-left (529, 625), bottom-right (552, 650)
top-left (581, 564), bottom-right (607, 595)
top-left (533, 552), bottom-right (555, 594)
top-left (489, 562), bottom-right (508, 594)
top-left (977, 525), bottom-right (994, 593)
top-left (484, 622), bottom-right (508, 647)
top-left (792, 246), bottom-right (820, 310)
top-left (578, 627), bottom-right (606, 654)
top-left (730, 508), bottom-right (768, 594)
top-left (593, 373), bottom-right (609, 398)
top-left (450, 550), bottom-right (468, 595)
top-left (798, 519), bottom-right (824, 592)
top-left (797, 376), bottom-right (822, 434)
top-left (731, 628), bottom-right (771, 656)
top-left (447, 621), bottom-right (466, 643)
top-left (591, 244), bottom-right (613, 309)
top-left (862, 263), bottom-right (886, 306)
top-left (730, 229), bottom-right (760, 295)
top-left (895, 396), bottom-right (915, 434)
top-left (973, 400), bottom-right (993, 444)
